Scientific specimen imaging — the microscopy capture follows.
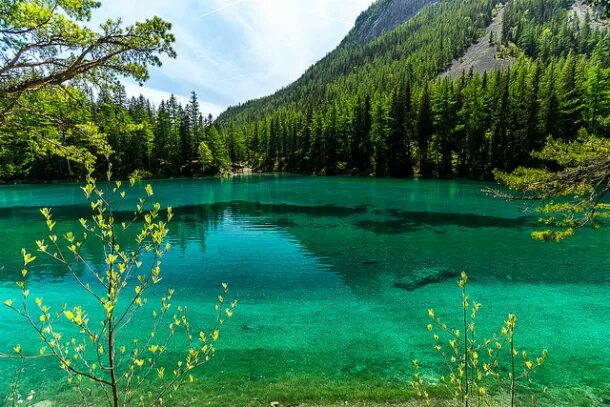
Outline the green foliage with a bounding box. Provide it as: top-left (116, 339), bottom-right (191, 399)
top-left (2, 0), bottom-right (610, 184)
top-left (0, 0), bottom-right (175, 103)
top-left (216, 0), bottom-right (610, 180)
top-left (495, 133), bottom-right (610, 241)
top-left (0, 87), bottom-right (111, 178)
top-left (197, 141), bottom-right (213, 172)
top-left (412, 272), bottom-right (548, 406)
top-left (0, 85), bottom-right (231, 180)
top-left (0, 0), bottom-right (177, 180)
top-left (2, 169), bottom-right (236, 406)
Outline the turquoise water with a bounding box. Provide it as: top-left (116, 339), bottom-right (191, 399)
top-left (0, 175), bottom-right (609, 405)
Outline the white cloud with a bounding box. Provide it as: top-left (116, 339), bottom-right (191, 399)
top-left (91, 0), bottom-right (376, 114)
top-left (207, 0), bottom-right (375, 86)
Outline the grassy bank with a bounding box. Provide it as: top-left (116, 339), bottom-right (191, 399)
top-left (29, 375), bottom-right (604, 407)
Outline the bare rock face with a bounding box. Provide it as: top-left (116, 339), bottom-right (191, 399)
top-left (440, 6), bottom-right (515, 79)
top-left (347, 0), bottom-right (437, 45)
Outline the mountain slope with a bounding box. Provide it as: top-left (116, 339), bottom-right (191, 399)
top-left (344, 0), bottom-right (438, 44)
top-left (217, 0), bottom-right (610, 179)
top-left (217, 0), bottom-right (494, 125)
top-left (440, 5), bottom-right (515, 78)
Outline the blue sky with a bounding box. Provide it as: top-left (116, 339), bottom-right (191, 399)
top-left (93, 0), bottom-right (375, 116)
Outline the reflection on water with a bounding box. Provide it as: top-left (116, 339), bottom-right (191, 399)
top-left (0, 175), bottom-right (609, 405)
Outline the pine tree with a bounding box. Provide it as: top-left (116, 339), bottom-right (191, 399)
top-left (370, 95), bottom-right (390, 176)
top-left (388, 85), bottom-right (414, 177)
top-left (586, 42), bottom-right (610, 133)
top-left (153, 101), bottom-right (171, 173)
top-left (558, 52), bottom-right (585, 139)
top-left (432, 78), bottom-right (457, 177)
top-left (416, 85), bottom-right (434, 177)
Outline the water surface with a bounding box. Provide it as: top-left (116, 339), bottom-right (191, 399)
top-left (0, 175), bottom-right (608, 405)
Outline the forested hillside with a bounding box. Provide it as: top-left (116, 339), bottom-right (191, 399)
top-left (217, 0), bottom-right (610, 179)
top-left (0, 88), bottom-right (230, 180)
top-left (1, 0), bottom-right (608, 181)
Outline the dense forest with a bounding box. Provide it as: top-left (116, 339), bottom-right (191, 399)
top-left (0, 88), bottom-right (231, 180)
top-left (217, 0), bottom-right (610, 179)
top-left (1, 0), bottom-right (608, 181)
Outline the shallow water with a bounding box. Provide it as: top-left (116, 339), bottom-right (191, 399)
top-left (0, 175), bottom-right (608, 405)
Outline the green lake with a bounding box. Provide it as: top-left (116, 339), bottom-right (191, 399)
top-left (0, 175), bottom-right (608, 405)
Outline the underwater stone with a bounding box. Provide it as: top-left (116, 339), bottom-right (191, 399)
top-left (393, 268), bottom-right (460, 291)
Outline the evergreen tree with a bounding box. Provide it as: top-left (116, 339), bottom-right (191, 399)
top-left (416, 85), bottom-right (434, 177)
top-left (388, 85), bottom-right (414, 177)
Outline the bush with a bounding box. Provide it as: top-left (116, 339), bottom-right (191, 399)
top-left (2, 168), bottom-right (236, 406)
top-left (411, 272), bottom-right (548, 406)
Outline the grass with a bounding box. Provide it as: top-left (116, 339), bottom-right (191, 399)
top-left (15, 376), bottom-right (607, 406)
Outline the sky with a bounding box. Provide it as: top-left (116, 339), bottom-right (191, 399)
top-left (93, 0), bottom-right (376, 116)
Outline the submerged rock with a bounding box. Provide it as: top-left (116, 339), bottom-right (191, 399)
top-left (393, 267), bottom-right (460, 291)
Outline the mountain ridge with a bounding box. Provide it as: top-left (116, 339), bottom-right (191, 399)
top-left (344, 0), bottom-right (438, 45)
top-left (217, 0), bottom-right (437, 124)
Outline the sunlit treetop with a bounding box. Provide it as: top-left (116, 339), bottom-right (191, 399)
top-left (0, 0), bottom-right (176, 116)
top-left (493, 133), bottom-right (610, 242)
